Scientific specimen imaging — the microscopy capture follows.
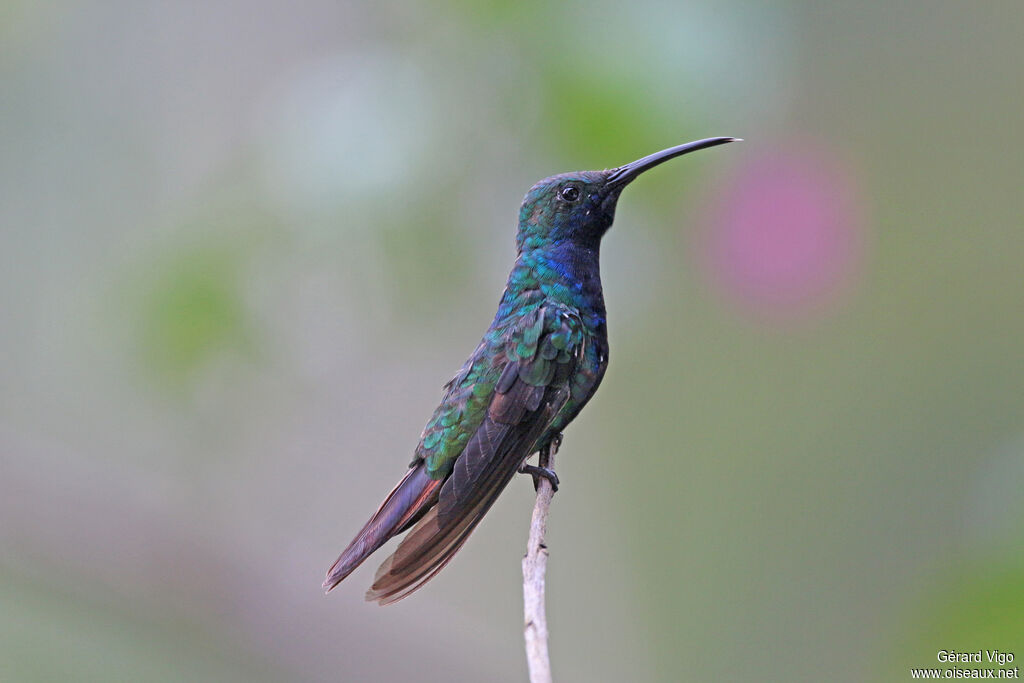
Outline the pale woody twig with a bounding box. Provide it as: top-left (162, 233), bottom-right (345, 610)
top-left (522, 443), bottom-right (557, 683)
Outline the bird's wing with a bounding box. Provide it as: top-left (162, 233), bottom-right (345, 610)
top-left (365, 302), bottom-right (586, 604)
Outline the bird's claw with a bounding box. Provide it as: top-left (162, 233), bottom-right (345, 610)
top-left (550, 433), bottom-right (563, 453)
top-left (519, 463), bottom-right (559, 492)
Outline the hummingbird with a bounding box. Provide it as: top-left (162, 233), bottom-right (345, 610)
top-left (324, 137), bottom-right (739, 604)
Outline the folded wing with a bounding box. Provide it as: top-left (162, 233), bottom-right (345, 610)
top-left (365, 303), bottom-right (585, 604)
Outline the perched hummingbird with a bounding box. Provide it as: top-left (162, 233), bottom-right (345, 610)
top-left (324, 137), bottom-right (739, 604)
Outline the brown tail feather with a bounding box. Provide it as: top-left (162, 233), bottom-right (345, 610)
top-left (341, 358), bottom-right (573, 604)
top-left (365, 411), bottom-right (557, 605)
top-left (323, 464), bottom-right (442, 593)
top-left (365, 465), bottom-right (519, 605)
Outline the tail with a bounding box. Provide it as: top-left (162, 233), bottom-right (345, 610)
top-left (323, 463), bottom-right (443, 593)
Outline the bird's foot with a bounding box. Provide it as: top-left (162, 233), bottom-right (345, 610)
top-left (519, 463), bottom-right (559, 493)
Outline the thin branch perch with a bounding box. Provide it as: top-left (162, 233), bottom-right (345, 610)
top-left (523, 443), bottom-right (557, 683)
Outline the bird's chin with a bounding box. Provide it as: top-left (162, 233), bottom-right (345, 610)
top-left (598, 196), bottom-right (620, 226)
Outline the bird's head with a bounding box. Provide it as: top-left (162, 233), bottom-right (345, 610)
top-left (516, 137), bottom-right (740, 252)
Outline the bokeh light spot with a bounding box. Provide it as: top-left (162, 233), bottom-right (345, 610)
top-left (137, 247), bottom-right (249, 386)
top-left (699, 143), bottom-right (866, 320)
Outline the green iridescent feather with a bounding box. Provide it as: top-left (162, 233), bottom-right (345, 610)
top-left (415, 302), bottom-right (587, 478)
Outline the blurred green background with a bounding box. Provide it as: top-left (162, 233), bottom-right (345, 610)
top-left (2, 2), bottom-right (1023, 681)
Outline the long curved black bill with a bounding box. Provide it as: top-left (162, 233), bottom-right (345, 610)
top-left (607, 137), bottom-right (741, 186)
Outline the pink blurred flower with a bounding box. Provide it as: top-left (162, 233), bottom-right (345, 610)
top-left (698, 142), bottom-right (867, 321)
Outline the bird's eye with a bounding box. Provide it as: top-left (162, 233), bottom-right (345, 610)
top-left (558, 185), bottom-right (581, 202)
